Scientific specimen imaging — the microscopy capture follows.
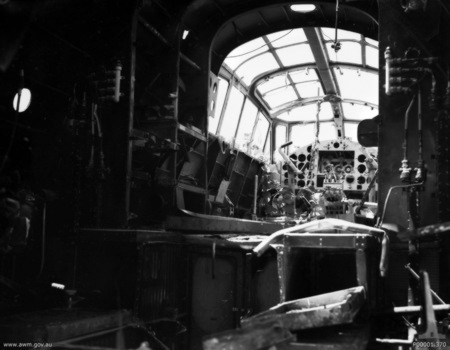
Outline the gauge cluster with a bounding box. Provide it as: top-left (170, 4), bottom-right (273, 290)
top-left (281, 138), bottom-right (376, 199)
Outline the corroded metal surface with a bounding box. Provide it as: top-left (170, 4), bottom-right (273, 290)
top-left (241, 286), bottom-right (365, 331)
top-left (166, 210), bottom-right (288, 234)
top-left (279, 324), bottom-right (371, 350)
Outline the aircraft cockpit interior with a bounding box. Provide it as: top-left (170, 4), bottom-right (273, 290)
top-left (0, 1), bottom-right (449, 349)
top-left (208, 26), bottom-right (379, 224)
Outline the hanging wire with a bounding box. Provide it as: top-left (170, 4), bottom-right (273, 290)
top-left (417, 87), bottom-right (423, 163)
top-left (227, 29), bottom-right (294, 58)
top-left (331, 0), bottom-right (341, 52)
top-left (92, 103), bottom-right (105, 173)
top-left (322, 31), bottom-right (334, 41)
top-left (403, 94), bottom-right (416, 160)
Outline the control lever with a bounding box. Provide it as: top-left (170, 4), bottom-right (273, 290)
top-left (278, 141), bottom-right (302, 175)
top-left (417, 271), bottom-right (441, 341)
top-left (355, 169), bottom-right (378, 214)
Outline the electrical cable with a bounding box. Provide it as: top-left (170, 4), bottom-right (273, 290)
top-left (227, 30), bottom-right (294, 58)
top-left (322, 32), bottom-right (334, 42)
top-left (417, 87), bottom-right (423, 162)
top-left (415, 86), bottom-right (426, 183)
top-left (378, 182), bottom-right (424, 228)
top-left (92, 104), bottom-right (105, 171)
top-left (334, 0), bottom-right (339, 43)
top-left (92, 103), bottom-right (105, 226)
top-left (92, 104), bottom-right (103, 138)
top-left (403, 94), bottom-right (416, 160)
top-left (332, 0), bottom-right (341, 52)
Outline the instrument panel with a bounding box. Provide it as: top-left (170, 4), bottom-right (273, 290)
top-left (281, 138), bottom-right (376, 198)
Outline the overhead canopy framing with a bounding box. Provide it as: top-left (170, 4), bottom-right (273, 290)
top-left (220, 25), bottom-right (379, 139)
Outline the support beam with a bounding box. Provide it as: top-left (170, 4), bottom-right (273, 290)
top-left (304, 27), bottom-right (344, 137)
top-left (262, 36), bottom-right (302, 100)
top-left (303, 27), bottom-right (338, 95)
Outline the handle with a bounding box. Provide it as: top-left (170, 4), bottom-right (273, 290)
top-left (278, 141), bottom-right (302, 175)
top-left (280, 141), bottom-right (293, 149)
